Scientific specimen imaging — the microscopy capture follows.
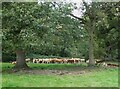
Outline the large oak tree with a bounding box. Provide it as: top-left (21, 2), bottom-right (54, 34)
top-left (2, 2), bottom-right (52, 69)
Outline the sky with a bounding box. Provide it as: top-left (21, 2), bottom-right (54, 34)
top-left (66, 0), bottom-right (87, 17)
top-left (66, 0), bottom-right (91, 17)
top-left (57, 0), bottom-right (91, 17)
top-left (39, 0), bottom-right (91, 17)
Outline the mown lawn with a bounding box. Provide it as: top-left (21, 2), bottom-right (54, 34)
top-left (2, 63), bottom-right (119, 87)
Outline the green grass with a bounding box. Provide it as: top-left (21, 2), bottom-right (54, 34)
top-left (2, 63), bottom-right (119, 87)
top-left (2, 63), bottom-right (87, 71)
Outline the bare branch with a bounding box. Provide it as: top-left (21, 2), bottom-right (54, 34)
top-left (69, 13), bottom-right (85, 24)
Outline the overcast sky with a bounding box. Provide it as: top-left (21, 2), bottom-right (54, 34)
top-left (56, 0), bottom-right (91, 17)
top-left (39, 0), bottom-right (91, 17)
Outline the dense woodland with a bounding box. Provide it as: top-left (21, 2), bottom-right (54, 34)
top-left (2, 1), bottom-right (119, 69)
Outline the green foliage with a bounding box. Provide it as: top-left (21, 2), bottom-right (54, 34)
top-left (94, 2), bottom-right (119, 60)
top-left (80, 1), bottom-right (119, 60)
top-left (2, 2), bottom-right (51, 50)
top-left (2, 2), bottom-right (88, 61)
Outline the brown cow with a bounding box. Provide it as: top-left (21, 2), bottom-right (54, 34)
top-left (50, 59), bottom-right (56, 63)
top-left (67, 59), bottom-right (74, 63)
top-left (74, 59), bottom-right (79, 63)
top-left (107, 63), bottom-right (119, 67)
top-left (54, 59), bottom-right (63, 63)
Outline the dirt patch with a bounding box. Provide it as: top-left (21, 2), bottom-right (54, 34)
top-left (14, 69), bottom-right (88, 76)
top-left (2, 67), bottom-right (100, 76)
top-left (2, 65), bottom-right (115, 76)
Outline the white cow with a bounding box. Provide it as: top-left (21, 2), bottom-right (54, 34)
top-left (25, 58), bottom-right (31, 63)
top-left (80, 59), bottom-right (85, 62)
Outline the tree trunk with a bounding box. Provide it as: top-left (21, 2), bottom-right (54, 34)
top-left (14, 50), bottom-right (29, 69)
top-left (118, 27), bottom-right (120, 62)
top-left (88, 29), bottom-right (95, 66)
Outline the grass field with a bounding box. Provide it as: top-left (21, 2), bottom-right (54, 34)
top-left (2, 63), bottom-right (119, 87)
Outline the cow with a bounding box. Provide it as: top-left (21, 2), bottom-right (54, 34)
top-left (33, 59), bottom-right (37, 63)
top-left (25, 58), bottom-right (31, 63)
top-left (42, 59), bottom-right (50, 64)
top-left (67, 59), bottom-right (75, 63)
top-left (74, 58), bottom-right (82, 63)
top-left (95, 59), bottom-right (104, 64)
top-left (54, 59), bottom-right (64, 64)
top-left (80, 59), bottom-right (85, 62)
top-left (38, 59), bottom-right (43, 63)
top-left (102, 62), bottom-right (107, 66)
top-left (62, 58), bottom-right (68, 63)
top-left (107, 63), bottom-right (119, 67)
top-left (49, 59), bottom-right (54, 63)
top-left (86, 60), bottom-right (89, 63)
top-left (74, 59), bottom-right (78, 63)
top-left (11, 61), bottom-right (16, 65)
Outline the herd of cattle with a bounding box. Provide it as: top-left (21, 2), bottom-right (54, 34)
top-left (27, 58), bottom-right (85, 64)
top-left (11, 58), bottom-right (85, 64)
top-left (11, 58), bottom-right (119, 67)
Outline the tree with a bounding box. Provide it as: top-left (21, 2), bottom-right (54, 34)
top-left (70, 1), bottom-right (99, 66)
top-left (69, 1), bottom-right (119, 66)
top-left (2, 2), bottom-right (52, 69)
